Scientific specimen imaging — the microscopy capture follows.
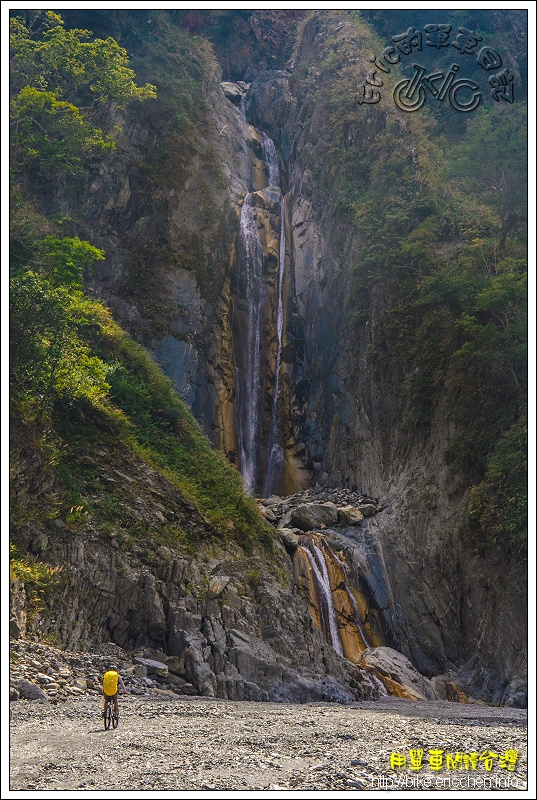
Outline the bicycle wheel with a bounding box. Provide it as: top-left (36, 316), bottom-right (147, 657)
top-left (104, 701), bottom-right (112, 730)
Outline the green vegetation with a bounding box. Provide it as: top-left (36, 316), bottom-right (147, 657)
top-left (9, 11), bottom-right (270, 563)
top-left (93, 308), bottom-right (269, 548)
top-left (10, 12), bottom-right (156, 174)
top-left (295, 11), bottom-right (527, 557)
top-left (10, 544), bottom-right (62, 616)
top-left (355, 109), bottom-right (527, 556)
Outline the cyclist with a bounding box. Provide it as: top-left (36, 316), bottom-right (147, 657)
top-left (103, 664), bottom-right (126, 721)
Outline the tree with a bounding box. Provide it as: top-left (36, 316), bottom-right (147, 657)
top-left (442, 106), bottom-right (527, 248)
top-left (10, 271), bottom-right (110, 421)
top-left (10, 11), bottom-right (156, 174)
top-left (39, 236), bottom-right (104, 288)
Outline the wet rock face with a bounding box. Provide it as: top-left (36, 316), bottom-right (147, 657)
top-left (361, 647), bottom-right (436, 701)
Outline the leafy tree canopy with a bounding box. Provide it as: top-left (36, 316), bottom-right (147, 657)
top-left (10, 12), bottom-right (157, 105)
top-left (10, 11), bottom-right (156, 174)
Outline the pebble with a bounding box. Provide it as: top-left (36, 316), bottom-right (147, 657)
top-left (9, 640), bottom-right (186, 703)
top-left (9, 691), bottom-right (527, 791)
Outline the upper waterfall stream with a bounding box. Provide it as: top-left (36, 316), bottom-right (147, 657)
top-left (235, 123), bottom-right (286, 496)
top-left (236, 193), bottom-right (264, 495)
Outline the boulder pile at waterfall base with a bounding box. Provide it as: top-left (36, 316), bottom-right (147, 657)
top-left (259, 487), bottom-right (381, 530)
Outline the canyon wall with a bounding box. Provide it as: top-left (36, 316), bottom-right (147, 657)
top-left (12, 10), bottom-right (526, 705)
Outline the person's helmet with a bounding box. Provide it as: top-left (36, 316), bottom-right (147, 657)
top-left (109, 665), bottom-right (118, 672)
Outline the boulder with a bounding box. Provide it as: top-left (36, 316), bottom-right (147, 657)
top-left (208, 576), bottom-right (230, 598)
top-left (179, 682), bottom-right (198, 696)
top-left (337, 505), bottom-right (364, 525)
top-left (501, 679), bottom-right (527, 708)
top-left (164, 656), bottom-right (185, 676)
top-left (360, 647), bottom-right (436, 701)
top-left (278, 529), bottom-right (300, 550)
top-left (264, 495), bottom-right (282, 506)
top-left (220, 81), bottom-right (243, 98)
top-left (184, 646), bottom-right (215, 696)
top-left (133, 657), bottom-right (168, 678)
top-left (290, 502), bottom-right (339, 531)
top-left (17, 680), bottom-right (49, 702)
top-left (357, 503), bottom-right (378, 518)
top-left (259, 505), bottom-right (278, 523)
top-left (219, 81), bottom-right (244, 106)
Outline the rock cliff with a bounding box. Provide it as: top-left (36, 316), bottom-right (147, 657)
top-left (10, 10), bottom-right (526, 706)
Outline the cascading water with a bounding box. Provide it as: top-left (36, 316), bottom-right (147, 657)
top-left (234, 117), bottom-right (287, 495)
top-left (329, 545), bottom-right (369, 649)
top-left (260, 131), bottom-right (280, 186)
top-left (301, 536), bottom-right (344, 656)
top-left (236, 194), bottom-right (265, 494)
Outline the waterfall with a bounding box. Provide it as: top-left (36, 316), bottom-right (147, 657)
top-left (236, 194), bottom-right (264, 494)
top-left (234, 121), bottom-right (286, 495)
top-left (260, 131), bottom-right (280, 187)
top-left (326, 544), bottom-right (369, 649)
top-left (301, 537), bottom-right (344, 656)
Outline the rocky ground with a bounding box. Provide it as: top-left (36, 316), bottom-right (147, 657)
top-left (10, 693), bottom-right (527, 792)
top-left (10, 636), bottom-right (527, 792)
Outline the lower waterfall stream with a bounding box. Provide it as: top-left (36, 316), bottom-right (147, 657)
top-left (300, 536), bottom-right (344, 656)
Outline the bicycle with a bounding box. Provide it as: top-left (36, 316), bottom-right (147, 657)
top-left (103, 694), bottom-right (119, 730)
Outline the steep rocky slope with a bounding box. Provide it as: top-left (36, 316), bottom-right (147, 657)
top-left (10, 9), bottom-right (526, 706)
top-left (10, 409), bottom-right (381, 703)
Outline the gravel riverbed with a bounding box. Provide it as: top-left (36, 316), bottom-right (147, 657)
top-left (10, 694), bottom-right (527, 792)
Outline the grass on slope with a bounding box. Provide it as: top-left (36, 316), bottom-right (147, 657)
top-left (79, 303), bottom-right (270, 551)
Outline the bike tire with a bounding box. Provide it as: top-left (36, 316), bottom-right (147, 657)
top-left (104, 702), bottom-right (112, 730)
